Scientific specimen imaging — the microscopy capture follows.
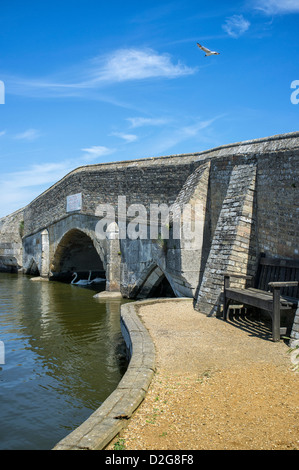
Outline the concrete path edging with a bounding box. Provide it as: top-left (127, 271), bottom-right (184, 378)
top-left (53, 299), bottom-right (159, 450)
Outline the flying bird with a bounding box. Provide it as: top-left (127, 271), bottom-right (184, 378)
top-left (197, 43), bottom-right (220, 56)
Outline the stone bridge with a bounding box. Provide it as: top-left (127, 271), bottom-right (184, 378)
top-left (0, 132), bottom-right (298, 315)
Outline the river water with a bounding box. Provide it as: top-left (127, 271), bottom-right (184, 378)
top-left (0, 273), bottom-right (129, 450)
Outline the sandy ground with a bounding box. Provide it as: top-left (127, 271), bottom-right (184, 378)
top-left (106, 300), bottom-right (299, 451)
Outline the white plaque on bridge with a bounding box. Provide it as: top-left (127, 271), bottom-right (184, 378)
top-left (66, 193), bottom-right (82, 212)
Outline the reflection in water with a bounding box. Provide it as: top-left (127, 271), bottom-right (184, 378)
top-left (0, 273), bottom-right (129, 450)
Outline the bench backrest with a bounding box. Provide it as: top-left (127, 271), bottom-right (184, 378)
top-left (256, 256), bottom-right (299, 299)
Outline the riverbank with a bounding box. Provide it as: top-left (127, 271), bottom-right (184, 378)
top-left (106, 299), bottom-right (299, 450)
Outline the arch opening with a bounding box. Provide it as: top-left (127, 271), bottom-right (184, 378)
top-left (146, 275), bottom-right (176, 298)
top-left (51, 229), bottom-right (105, 283)
top-left (26, 258), bottom-right (40, 276)
top-left (136, 265), bottom-right (176, 299)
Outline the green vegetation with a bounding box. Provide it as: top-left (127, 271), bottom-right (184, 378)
top-left (19, 220), bottom-right (24, 238)
top-left (154, 233), bottom-right (167, 253)
top-left (113, 437), bottom-right (126, 450)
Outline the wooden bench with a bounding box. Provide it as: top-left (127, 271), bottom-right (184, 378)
top-left (223, 256), bottom-right (299, 341)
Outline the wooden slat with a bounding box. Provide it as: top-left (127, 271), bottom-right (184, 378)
top-left (246, 287), bottom-right (272, 297)
top-left (276, 266), bottom-right (281, 281)
top-left (260, 257), bottom-right (299, 269)
top-left (226, 287), bottom-right (296, 310)
top-left (280, 266), bottom-right (287, 296)
top-left (290, 268), bottom-right (299, 298)
top-left (244, 288), bottom-right (295, 307)
top-left (256, 257), bottom-right (299, 297)
top-left (223, 273), bottom-right (252, 279)
top-left (280, 295), bottom-right (299, 307)
top-left (225, 287), bottom-right (273, 311)
top-left (260, 264), bottom-right (267, 290)
top-left (223, 256), bottom-right (299, 342)
top-left (268, 281), bottom-right (298, 287)
top-left (265, 266), bottom-right (272, 291)
top-left (225, 256), bottom-right (299, 305)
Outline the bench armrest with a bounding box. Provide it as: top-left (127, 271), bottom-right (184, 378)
top-left (223, 273), bottom-right (253, 280)
top-left (268, 281), bottom-right (298, 288)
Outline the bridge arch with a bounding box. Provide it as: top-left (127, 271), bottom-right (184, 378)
top-left (50, 228), bottom-right (105, 282)
top-left (26, 257), bottom-right (40, 276)
top-left (135, 263), bottom-right (176, 299)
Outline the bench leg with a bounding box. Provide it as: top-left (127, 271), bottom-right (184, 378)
top-left (272, 287), bottom-right (281, 342)
top-left (223, 295), bottom-right (230, 321)
top-left (223, 276), bottom-right (230, 321)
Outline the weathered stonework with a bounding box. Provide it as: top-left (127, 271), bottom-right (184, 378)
top-left (290, 303), bottom-right (299, 346)
top-left (0, 208), bottom-right (24, 272)
top-left (195, 163), bottom-right (257, 315)
top-left (0, 132), bottom-right (298, 315)
top-left (0, 133), bottom-right (297, 451)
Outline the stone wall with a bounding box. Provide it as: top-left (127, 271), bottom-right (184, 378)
top-left (0, 132), bottom-right (298, 314)
top-left (195, 162), bottom-right (257, 315)
top-left (22, 213), bottom-right (107, 278)
top-left (194, 141), bottom-right (299, 314)
top-left (0, 208), bottom-right (24, 272)
top-left (290, 304), bottom-right (299, 347)
top-left (256, 150), bottom-right (298, 259)
top-left (23, 158), bottom-right (203, 236)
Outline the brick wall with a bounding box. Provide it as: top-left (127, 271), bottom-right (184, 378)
top-left (256, 150), bottom-right (298, 259)
top-left (0, 208), bottom-right (24, 271)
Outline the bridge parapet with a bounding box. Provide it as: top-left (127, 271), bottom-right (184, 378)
top-left (22, 131), bottom-right (299, 238)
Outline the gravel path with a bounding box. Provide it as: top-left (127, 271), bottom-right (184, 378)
top-left (107, 300), bottom-right (299, 451)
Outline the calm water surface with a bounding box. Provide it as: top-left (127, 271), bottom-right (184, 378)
top-left (0, 273), bottom-right (129, 450)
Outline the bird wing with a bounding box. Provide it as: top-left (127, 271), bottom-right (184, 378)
top-left (197, 43), bottom-right (211, 53)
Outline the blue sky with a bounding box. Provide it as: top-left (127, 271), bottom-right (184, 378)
top-left (0, 0), bottom-right (298, 217)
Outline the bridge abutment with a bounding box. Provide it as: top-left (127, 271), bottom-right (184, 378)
top-left (105, 222), bottom-right (121, 292)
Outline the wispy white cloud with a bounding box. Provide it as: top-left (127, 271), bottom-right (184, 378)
top-left (14, 128), bottom-right (40, 141)
top-left (0, 130), bottom-right (6, 137)
top-left (1, 162), bottom-right (73, 189)
top-left (222, 15), bottom-right (250, 38)
top-left (252, 0), bottom-right (299, 14)
top-left (7, 48), bottom-right (196, 100)
top-left (0, 160), bottom-right (76, 216)
top-left (126, 116), bottom-right (171, 128)
top-left (81, 145), bottom-right (115, 161)
top-left (0, 148), bottom-right (114, 217)
top-left (180, 117), bottom-right (221, 137)
top-left (143, 115), bottom-right (225, 156)
top-left (88, 48), bottom-right (195, 83)
top-left (0, 113), bottom-right (224, 218)
top-left (109, 132), bottom-right (138, 143)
